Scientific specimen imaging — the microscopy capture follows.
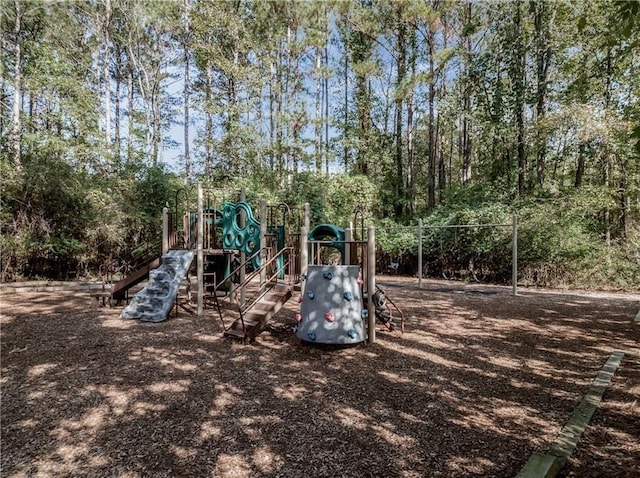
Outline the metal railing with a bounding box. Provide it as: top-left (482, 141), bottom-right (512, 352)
top-left (308, 239), bottom-right (370, 294)
top-left (213, 247), bottom-right (293, 337)
top-left (374, 285), bottom-right (405, 334)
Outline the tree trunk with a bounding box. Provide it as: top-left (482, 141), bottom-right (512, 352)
top-left (152, 93), bottom-right (160, 166)
top-left (461, 96), bottom-right (472, 184)
top-left (348, 22), bottom-right (373, 177)
top-left (183, 49), bottom-right (190, 180)
top-left (514, 1), bottom-right (527, 197)
top-left (394, 13), bottom-right (406, 217)
top-left (437, 116), bottom-right (446, 203)
top-left (619, 159), bottom-right (632, 238)
top-left (28, 88), bottom-right (34, 134)
top-left (574, 143), bottom-right (585, 188)
top-left (604, 154), bottom-right (610, 246)
top-left (427, 27), bottom-right (436, 211)
top-left (114, 47), bottom-right (121, 163)
top-left (284, 25), bottom-right (291, 175)
top-left (276, 45), bottom-right (284, 175)
top-left (269, 59), bottom-right (275, 170)
top-left (603, 46), bottom-right (613, 246)
top-left (315, 45), bottom-right (322, 173)
top-left (533, 0), bottom-right (551, 187)
top-left (324, 12), bottom-right (330, 175)
top-left (183, 0), bottom-right (191, 182)
top-left (461, 3), bottom-right (473, 185)
top-left (10, 0), bottom-right (22, 171)
top-left (127, 57), bottom-right (134, 163)
top-left (356, 69), bottom-right (371, 174)
top-left (103, 0), bottom-right (112, 149)
top-left (343, 50), bottom-right (349, 170)
top-left (205, 62), bottom-right (214, 175)
top-left (449, 124), bottom-right (454, 187)
top-left (0, 39), bottom-right (5, 136)
top-left (406, 28), bottom-right (416, 215)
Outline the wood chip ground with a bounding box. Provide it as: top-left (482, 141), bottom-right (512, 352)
top-left (1, 277), bottom-right (638, 477)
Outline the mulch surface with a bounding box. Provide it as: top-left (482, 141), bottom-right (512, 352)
top-left (1, 276), bottom-right (638, 477)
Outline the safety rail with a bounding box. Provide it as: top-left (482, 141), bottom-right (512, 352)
top-left (308, 239), bottom-right (371, 294)
top-left (213, 247), bottom-right (293, 337)
top-left (236, 247), bottom-right (293, 323)
top-left (129, 237), bottom-right (162, 270)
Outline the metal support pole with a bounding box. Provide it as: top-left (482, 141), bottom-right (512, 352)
top-left (344, 228), bottom-right (352, 265)
top-left (418, 219), bottom-right (423, 289)
top-left (239, 187), bottom-right (246, 306)
top-left (512, 213), bottom-right (518, 297)
top-left (300, 203), bottom-right (310, 281)
top-left (367, 226), bottom-right (376, 344)
top-left (197, 184), bottom-right (204, 316)
top-left (300, 225), bottom-right (308, 292)
top-left (260, 200), bottom-right (267, 285)
top-left (304, 203), bottom-right (310, 233)
top-left (162, 206), bottom-right (169, 255)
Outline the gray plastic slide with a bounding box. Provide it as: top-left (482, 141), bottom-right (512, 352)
top-left (120, 250), bottom-right (194, 323)
top-left (296, 265), bottom-right (365, 344)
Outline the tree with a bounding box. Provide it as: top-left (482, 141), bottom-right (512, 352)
top-left (531, 0), bottom-right (553, 187)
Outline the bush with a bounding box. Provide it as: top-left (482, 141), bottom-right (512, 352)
top-left (373, 196), bottom-right (640, 290)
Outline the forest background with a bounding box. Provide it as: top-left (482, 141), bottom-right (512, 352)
top-left (1, 0), bottom-right (639, 290)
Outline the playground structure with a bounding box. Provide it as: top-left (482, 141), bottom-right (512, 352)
top-left (121, 185), bottom-right (302, 341)
top-left (101, 184), bottom-right (401, 344)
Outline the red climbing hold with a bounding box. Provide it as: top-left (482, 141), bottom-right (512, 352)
top-left (295, 313), bottom-right (302, 322)
top-left (325, 312), bottom-right (335, 322)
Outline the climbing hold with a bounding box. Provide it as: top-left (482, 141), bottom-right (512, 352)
top-left (293, 325), bottom-right (298, 333)
top-left (307, 332), bottom-right (316, 341)
top-left (323, 271), bottom-right (333, 280)
top-left (347, 329), bottom-right (357, 339)
top-left (361, 309), bottom-right (369, 319)
top-left (357, 278), bottom-right (364, 285)
top-left (325, 312), bottom-right (335, 322)
top-left (295, 313), bottom-right (302, 322)
top-left (343, 291), bottom-right (353, 301)
top-left (306, 290), bottom-right (315, 300)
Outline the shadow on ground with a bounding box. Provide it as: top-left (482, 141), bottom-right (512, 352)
top-left (1, 278), bottom-right (638, 477)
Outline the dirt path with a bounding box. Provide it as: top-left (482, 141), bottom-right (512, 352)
top-left (1, 277), bottom-right (638, 477)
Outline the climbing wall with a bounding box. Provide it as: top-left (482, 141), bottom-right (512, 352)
top-left (295, 265), bottom-right (365, 344)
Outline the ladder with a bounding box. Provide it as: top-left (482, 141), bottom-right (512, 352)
top-left (212, 247), bottom-right (293, 343)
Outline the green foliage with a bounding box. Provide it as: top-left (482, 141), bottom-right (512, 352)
top-left (376, 219), bottom-right (417, 257)
top-left (281, 173), bottom-right (330, 225)
top-left (280, 173), bottom-right (380, 227)
top-left (516, 192), bottom-right (640, 289)
top-left (323, 174), bottom-right (380, 227)
top-left (0, 142), bottom-right (94, 278)
top-left (1, 0), bottom-right (638, 290)
top-left (373, 192), bottom-right (639, 290)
